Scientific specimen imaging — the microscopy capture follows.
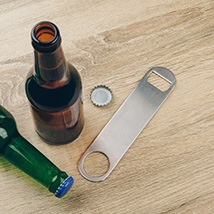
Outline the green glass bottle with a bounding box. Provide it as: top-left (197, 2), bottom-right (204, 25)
top-left (0, 105), bottom-right (73, 198)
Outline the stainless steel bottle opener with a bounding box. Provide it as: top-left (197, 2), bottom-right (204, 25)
top-left (78, 67), bottom-right (176, 182)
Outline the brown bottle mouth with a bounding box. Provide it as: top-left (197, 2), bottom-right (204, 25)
top-left (31, 21), bottom-right (61, 52)
top-left (35, 22), bottom-right (56, 43)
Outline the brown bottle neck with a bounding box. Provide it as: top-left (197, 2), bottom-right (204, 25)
top-left (34, 47), bottom-right (69, 88)
top-left (31, 21), bottom-right (69, 88)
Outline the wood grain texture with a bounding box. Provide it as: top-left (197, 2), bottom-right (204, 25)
top-left (0, 0), bottom-right (213, 213)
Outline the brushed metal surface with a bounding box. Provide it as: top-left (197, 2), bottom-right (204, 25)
top-left (78, 67), bottom-right (176, 182)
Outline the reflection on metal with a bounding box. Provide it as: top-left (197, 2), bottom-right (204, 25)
top-left (78, 67), bottom-right (176, 182)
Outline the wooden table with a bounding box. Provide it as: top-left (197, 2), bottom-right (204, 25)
top-left (0, 0), bottom-right (213, 213)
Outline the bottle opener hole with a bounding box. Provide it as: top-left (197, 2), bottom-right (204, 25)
top-left (83, 152), bottom-right (110, 178)
top-left (147, 72), bottom-right (171, 92)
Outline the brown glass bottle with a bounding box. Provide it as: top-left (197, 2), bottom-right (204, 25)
top-left (25, 21), bottom-right (84, 144)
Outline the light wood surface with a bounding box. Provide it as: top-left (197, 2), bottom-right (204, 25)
top-left (0, 0), bottom-right (213, 213)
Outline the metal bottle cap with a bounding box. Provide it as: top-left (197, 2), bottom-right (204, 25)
top-left (55, 176), bottom-right (74, 198)
top-left (90, 85), bottom-right (113, 107)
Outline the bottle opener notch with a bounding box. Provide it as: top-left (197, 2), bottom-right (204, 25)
top-left (78, 67), bottom-right (176, 182)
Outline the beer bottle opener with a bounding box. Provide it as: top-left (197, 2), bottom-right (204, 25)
top-left (78, 67), bottom-right (176, 182)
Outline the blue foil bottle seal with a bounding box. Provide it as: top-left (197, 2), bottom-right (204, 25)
top-left (55, 176), bottom-right (74, 198)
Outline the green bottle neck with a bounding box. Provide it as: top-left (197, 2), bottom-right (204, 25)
top-left (0, 105), bottom-right (73, 197)
top-left (2, 132), bottom-right (69, 194)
